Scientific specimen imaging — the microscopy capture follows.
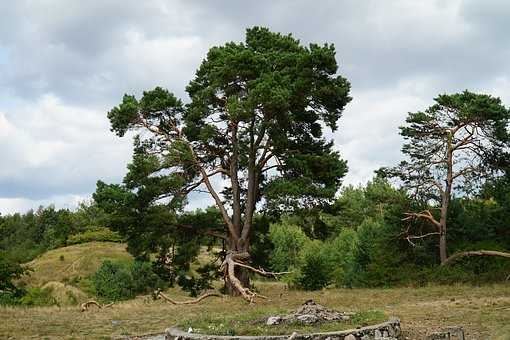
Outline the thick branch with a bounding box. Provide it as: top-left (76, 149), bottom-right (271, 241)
top-left (442, 250), bottom-right (510, 266)
top-left (403, 210), bottom-right (441, 229)
top-left (188, 144), bottom-right (239, 244)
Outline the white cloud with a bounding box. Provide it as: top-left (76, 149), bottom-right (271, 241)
top-left (0, 94), bottom-right (132, 201)
top-left (0, 194), bottom-right (89, 215)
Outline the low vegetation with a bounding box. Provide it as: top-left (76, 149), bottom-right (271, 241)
top-left (179, 309), bottom-right (386, 336)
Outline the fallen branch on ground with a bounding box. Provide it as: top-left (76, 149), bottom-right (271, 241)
top-left (154, 289), bottom-right (221, 305)
top-left (80, 300), bottom-right (114, 312)
top-left (442, 250), bottom-right (510, 266)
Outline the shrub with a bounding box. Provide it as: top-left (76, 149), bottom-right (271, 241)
top-left (91, 260), bottom-right (165, 301)
top-left (0, 292), bottom-right (21, 306)
top-left (67, 227), bottom-right (123, 245)
top-left (326, 228), bottom-right (358, 287)
top-left (268, 221), bottom-right (310, 272)
top-left (130, 261), bottom-right (165, 293)
top-left (0, 255), bottom-right (29, 302)
top-left (19, 287), bottom-right (57, 306)
top-left (295, 240), bottom-right (332, 290)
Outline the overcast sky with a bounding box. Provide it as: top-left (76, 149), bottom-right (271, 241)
top-left (1, 0), bottom-right (509, 214)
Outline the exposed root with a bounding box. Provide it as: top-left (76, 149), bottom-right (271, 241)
top-left (155, 289), bottom-right (221, 305)
top-left (442, 250), bottom-right (510, 266)
top-left (80, 300), bottom-right (114, 312)
top-left (220, 251), bottom-right (290, 303)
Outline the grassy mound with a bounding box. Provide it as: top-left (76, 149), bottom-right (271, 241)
top-left (23, 242), bottom-right (132, 287)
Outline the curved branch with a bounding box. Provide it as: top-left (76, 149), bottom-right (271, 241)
top-left (441, 250), bottom-right (510, 266)
top-left (80, 300), bottom-right (114, 312)
top-left (155, 290), bottom-right (221, 304)
top-left (403, 210), bottom-right (441, 229)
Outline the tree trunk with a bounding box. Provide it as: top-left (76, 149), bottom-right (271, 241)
top-left (224, 234), bottom-right (250, 295)
top-left (438, 130), bottom-right (454, 264)
top-left (439, 226), bottom-right (447, 264)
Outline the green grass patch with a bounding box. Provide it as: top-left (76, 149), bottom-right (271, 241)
top-left (179, 309), bottom-right (386, 336)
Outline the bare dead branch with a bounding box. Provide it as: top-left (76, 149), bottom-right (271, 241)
top-left (405, 232), bottom-right (441, 247)
top-left (231, 261), bottom-right (291, 278)
top-left (80, 300), bottom-right (114, 312)
top-left (403, 210), bottom-right (441, 228)
top-left (155, 289), bottom-right (221, 305)
top-left (442, 250), bottom-right (510, 266)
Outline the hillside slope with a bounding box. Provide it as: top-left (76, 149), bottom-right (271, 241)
top-left (23, 242), bottom-right (132, 287)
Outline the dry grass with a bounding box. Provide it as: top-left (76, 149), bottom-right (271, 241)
top-left (1, 282), bottom-right (509, 339)
top-left (23, 242), bottom-right (132, 287)
top-left (41, 282), bottom-right (90, 306)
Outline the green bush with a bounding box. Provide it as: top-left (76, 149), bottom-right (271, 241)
top-left (91, 260), bottom-right (135, 301)
top-left (0, 292), bottom-right (21, 306)
top-left (326, 228), bottom-right (358, 287)
top-left (67, 227), bottom-right (123, 245)
top-left (19, 287), bottom-right (57, 306)
top-left (268, 221), bottom-right (310, 272)
top-left (295, 240), bottom-right (332, 290)
top-left (91, 260), bottom-right (165, 301)
top-left (130, 261), bottom-right (165, 293)
top-left (0, 254), bottom-right (30, 303)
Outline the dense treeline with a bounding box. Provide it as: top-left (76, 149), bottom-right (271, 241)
top-left (266, 176), bottom-right (510, 289)
top-left (0, 203), bottom-right (120, 263)
top-left (0, 173), bottom-right (509, 305)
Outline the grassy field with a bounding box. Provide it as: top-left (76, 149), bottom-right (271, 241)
top-left (1, 282), bottom-right (509, 339)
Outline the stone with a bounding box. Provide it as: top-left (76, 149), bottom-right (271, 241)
top-left (374, 330), bottom-right (382, 337)
top-left (266, 316), bottom-right (282, 325)
top-left (344, 335), bottom-right (356, 340)
top-left (297, 314), bottom-right (319, 324)
top-left (387, 326), bottom-right (396, 337)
